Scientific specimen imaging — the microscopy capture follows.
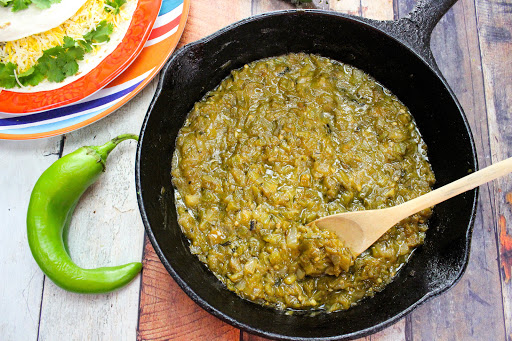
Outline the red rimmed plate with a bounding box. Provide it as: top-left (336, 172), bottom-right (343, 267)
top-left (0, 0), bottom-right (161, 114)
top-left (0, 0), bottom-right (189, 140)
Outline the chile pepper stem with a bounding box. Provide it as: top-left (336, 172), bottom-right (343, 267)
top-left (96, 134), bottom-right (139, 161)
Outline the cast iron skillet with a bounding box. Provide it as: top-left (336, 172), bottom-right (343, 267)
top-left (136, 0), bottom-right (478, 339)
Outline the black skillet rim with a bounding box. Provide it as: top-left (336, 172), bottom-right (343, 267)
top-left (135, 9), bottom-right (479, 341)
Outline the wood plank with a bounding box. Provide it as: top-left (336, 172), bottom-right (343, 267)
top-left (137, 240), bottom-right (240, 341)
top-left (369, 322), bottom-right (406, 341)
top-left (251, 0), bottom-right (294, 13)
top-left (36, 80), bottom-right (158, 340)
top-left (395, 0), bottom-right (507, 340)
top-left (395, 0), bottom-right (415, 18)
top-left (136, 1), bottom-right (253, 340)
top-left (329, 0), bottom-right (362, 16)
top-left (361, 0), bottom-right (394, 20)
top-left (475, 0), bottom-right (512, 339)
top-left (0, 138), bottom-right (62, 340)
top-left (178, 0), bottom-right (252, 48)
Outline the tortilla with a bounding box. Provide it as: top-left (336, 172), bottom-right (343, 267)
top-left (0, 0), bottom-right (137, 92)
top-left (0, 0), bottom-right (88, 42)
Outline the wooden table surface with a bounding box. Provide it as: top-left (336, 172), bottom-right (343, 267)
top-left (1, 0), bottom-right (511, 340)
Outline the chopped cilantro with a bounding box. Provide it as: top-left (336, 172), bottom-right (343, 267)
top-left (11, 0), bottom-right (30, 12)
top-left (78, 40), bottom-right (93, 53)
top-left (83, 20), bottom-right (114, 44)
top-left (0, 62), bottom-right (17, 89)
top-left (105, 0), bottom-right (126, 15)
top-left (62, 36), bottom-right (77, 49)
top-left (18, 67), bottom-right (44, 87)
top-left (36, 44), bottom-right (85, 83)
top-left (1, 0), bottom-right (61, 12)
top-left (0, 21), bottom-right (115, 89)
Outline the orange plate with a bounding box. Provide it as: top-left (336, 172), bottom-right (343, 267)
top-left (0, 0), bottom-right (161, 114)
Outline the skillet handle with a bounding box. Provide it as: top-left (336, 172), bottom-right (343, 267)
top-left (373, 0), bottom-right (458, 73)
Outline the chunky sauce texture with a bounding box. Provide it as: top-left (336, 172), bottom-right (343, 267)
top-left (172, 53), bottom-right (435, 312)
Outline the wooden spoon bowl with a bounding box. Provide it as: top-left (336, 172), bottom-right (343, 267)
top-left (313, 157), bottom-right (512, 257)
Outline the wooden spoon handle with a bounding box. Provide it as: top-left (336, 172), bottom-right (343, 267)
top-left (398, 157), bottom-right (512, 218)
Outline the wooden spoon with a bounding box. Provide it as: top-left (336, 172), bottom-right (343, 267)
top-left (312, 157), bottom-right (512, 258)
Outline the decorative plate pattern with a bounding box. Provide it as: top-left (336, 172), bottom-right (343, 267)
top-left (0, 0), bottom-right (189, 139)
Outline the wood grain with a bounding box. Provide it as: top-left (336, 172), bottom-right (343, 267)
top-left (329, 0), bottom-right (361, 16)
top-left (395, 0), bottom-right (507, 339)
top-left (0, 1), bottom-right (509, 340)
top-left (36, 80), bottom-right (158, 340)
top-left (137, 240), bottom-right (240, 341)
top-left (361, 0), bottom-right (394, 20)
top-left (178, 0), bottom-right (252, 48)
top-left (251, 0), bottom-right (293, 13)
top-left (475, 0), bottom-right (512, 339)
top-left (0, 138), bottom-right (61, 340)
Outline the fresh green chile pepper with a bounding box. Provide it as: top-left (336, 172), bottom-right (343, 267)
top-left (27, 134), bottom-right (142, 293)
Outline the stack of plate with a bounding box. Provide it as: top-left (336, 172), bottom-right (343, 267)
top-left (0, 0), bottom-right (189, 140)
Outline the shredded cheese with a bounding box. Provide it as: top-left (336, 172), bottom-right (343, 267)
top-left (0, 0), bottom-right (128, 73)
